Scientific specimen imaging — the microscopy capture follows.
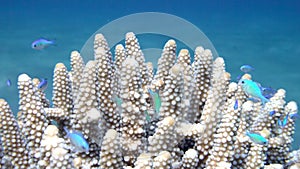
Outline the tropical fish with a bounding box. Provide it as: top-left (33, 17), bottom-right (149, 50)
top-left (236, 74), bottom-right (242, 82)
top-left (247, 97), bottom-right (260, 103)
top-left (234, 99), bottom-right (238, 110)
top-left (289, 113), bottom-right (299, 120)
top-left (112, 95), bottom-right (123, 107)
top-left (238, 79), bottom-right (269, 105)
top-left (283, 160), bottom-right (297, 169)
top-left (153, 68), bottom-right (158, 75)
top-left (269, 110), bottom-right (276, 116)
top-left (38, 78), bottom-right (48, 91)
top-left (240, 65), bottom-right (254, 73)
top-left (245, 131), bottom-right (268, 145)
top-left (64, 127), bottom-right (89, 152)
top-left (261, 86), bottom-right (276, 99)
top-left (6, 79), bottom-right (11, 87)
top-left (148, 89), bottom-right (161, 113)
top-left (144, 110), bottom-right (151, 122)
top-left (278, 113), bottom-right (289, 128)
top-left (31, 38), bottom-right (55, 50)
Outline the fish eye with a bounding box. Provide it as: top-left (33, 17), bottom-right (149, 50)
top-left (34, 44), bottom-right (37, 47)
top-left (241, 80), bottom-right (245, 84)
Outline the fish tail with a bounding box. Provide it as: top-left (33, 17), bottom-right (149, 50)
top-left (52, 41), bottom-right (57, 46)
top-left (245, 130), bottom-right (250, 136)
top-left (50, 39), bottom-right (57, 46)
top-left (63, 126), bottom-right (69, 134)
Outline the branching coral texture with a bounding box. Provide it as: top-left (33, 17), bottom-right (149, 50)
top-left (0, 32), bottom-right (299, 169)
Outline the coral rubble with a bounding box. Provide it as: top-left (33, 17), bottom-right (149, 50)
top-left (0, 32), bottom-right (299, 169)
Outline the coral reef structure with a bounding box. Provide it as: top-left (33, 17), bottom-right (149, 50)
top-left (0, 32), bottom-right (299, 169)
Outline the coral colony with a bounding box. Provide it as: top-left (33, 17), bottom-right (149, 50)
top-left (0, 32), bottom-right (299, 169)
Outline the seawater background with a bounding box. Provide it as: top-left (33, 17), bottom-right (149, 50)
top-left (0, 0), bottom-right (299, 148)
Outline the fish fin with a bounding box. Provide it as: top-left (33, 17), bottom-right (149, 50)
top-left (144, 111), bottom-right (151, 122)
top-left (63, 127), bottom-right (69, 135)
top-left (247, 97), bottom-right (260, 103)
top-left (72, 131), bottom-right (85, 137)
top-left (148, 88), bottom-right (154, 95)
top-left (256, 82), bottom-right (263, 90)
top-left (51, 39), bottom-right (57, 46)
top-left (278, 119), bottom-right (283, 127)
top-left (261, 97), bottom-right (269, 106)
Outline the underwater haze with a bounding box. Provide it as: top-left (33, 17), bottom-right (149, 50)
top-left (0, 0), bottom-right (299, 148)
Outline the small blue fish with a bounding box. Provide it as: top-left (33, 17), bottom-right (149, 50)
top-left (289, 113), bottom-right (299, 120)
top-left (245, 131), bottom-right (268, 145)
top-left (278, 113), bottom-right (289, 128)
top-left (31, 38), bottom-right (55, 50)
top-left (148, 89), bottom-right (161, 114)
top-left (261, 87), bottom-right (276, 99)
top-left (277, 119), bottom-right (283, 128)
top-left (144, 110), bottom-right (151, 122)
top-left (153, 68), bottom-right (158, 75)
top-left (38, 78), bottom-right (48, 91)
top-left (112, 95), bottom-right (122, 107)
top-left (269, 110), bottom-right (276, 116)
top-left (6, 79), bottom-right (11, 87)
top-left (239, 79), bottom-right (269, 105)
top-left (64, 127), bottom-right (89, 152)
top-left (240, 65), bottom-right (254, 73)
top-left (236, 74), bottom-right (242, 82)
top-left (234, 99), bottom-right (238, 110)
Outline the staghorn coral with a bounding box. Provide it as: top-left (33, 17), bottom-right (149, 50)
top-left (191, 46), bottom-right (213, 122)
top-left (17, 74), bottom-right (49, 164)
top-left (0, 32), bottom-right (299, 169)
top-left (99, 129), bottom-right (123, 168)
top-left (0, 99), bottom-right (30, 168)
top-left (194, 57), bottom-right (230, 168)
top-left (37, 125), bottom-right (73, 169)
top-left (119, 57), bottom-right (148, 165)
top-left (52, 63), bottom-right (74, 130)
top-left (159, 64), bottom-right (184, 120)
top-left (153, 39), bottom-right (176, 89)
top-left (148, 116), bottom-right (177, 155)
top-left (94, 45), bottom-right (120, 131)
top-left (125, 32), bottom-right (150, 87)
top-left (70, 50), bottom-right (85, 98)
top-left (181, 149), bottom-right (199, 169)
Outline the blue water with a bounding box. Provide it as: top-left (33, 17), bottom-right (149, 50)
top-left (0, 0), bottom-right (299, 148)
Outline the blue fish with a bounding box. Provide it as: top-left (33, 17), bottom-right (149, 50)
top-left (278, 113), bottom-right (289, 128)
top-left (289, 113), bottom-right (299, 120)
top-left (261, 87), bottom-right (276, 99)
top-left (6, 79), bottom-right (11, 87)
top-left (236, 74), bottom-right (242, 82)
top-left (148, 89), bottom-right (161, 114)
top-left (112, 95), bottom-right (123, 107)
top-left (64, 127), bottom-right (89, 152)
top-left (239, 79), bottom-right (269, 105)
top-left (240, 65), bottom-right (254, 73)
top-left (144, 110), bottom-right (151, 122)
top-left (269, 110), bottom-right (276, 116)
top-left (234, 99), bottom-right (238, 110)
top-left (38, 78), bottom-right (48, 91)
top-left (245, 131), bottom-right (268, 145)
top-left (31, 38), bottom-right (55, 50)
top-left (153, 68), bottom-right (158, 75)
top-left (247, 97), bottom-right (261, 103)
